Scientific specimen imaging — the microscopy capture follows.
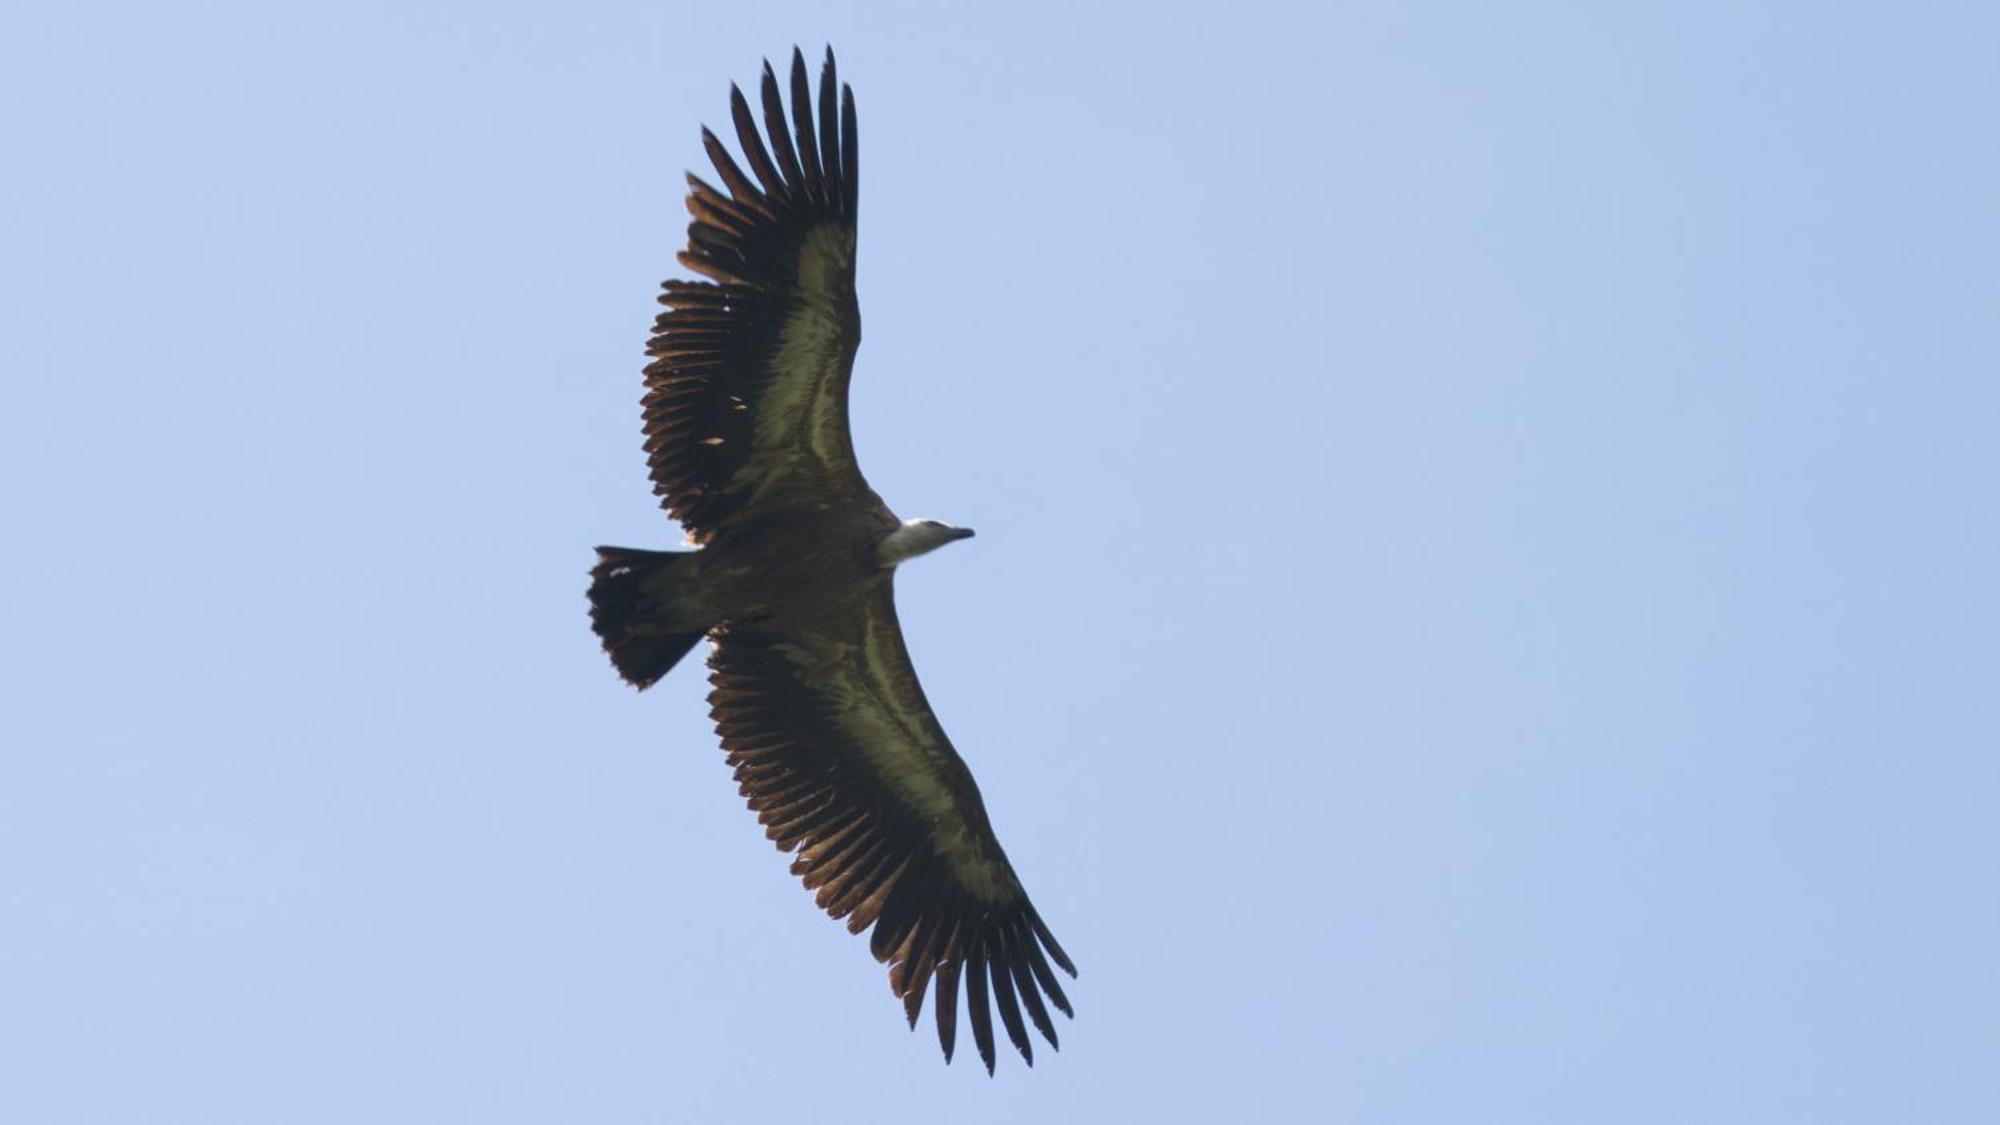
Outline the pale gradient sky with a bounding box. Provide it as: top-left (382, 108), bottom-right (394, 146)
top-left (4, 1), bottom-right (1997, 1122)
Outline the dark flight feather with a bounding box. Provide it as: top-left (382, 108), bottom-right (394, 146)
top-left (707, 583), bottom-right (1075, 1071)
top-left (644, 50), bottom-right (865, 543)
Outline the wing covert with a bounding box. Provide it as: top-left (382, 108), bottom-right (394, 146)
top-left (644, 47), bottom-right (866, 543)
top-left (705, 583), bottom-right (1077, 1071)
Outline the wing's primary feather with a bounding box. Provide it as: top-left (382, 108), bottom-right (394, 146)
top-left (706, 582), bottom-right (1076, 1071)
top-left (645, 47), bottom-right (865, 543)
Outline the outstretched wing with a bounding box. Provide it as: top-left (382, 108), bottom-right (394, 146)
top-left (706, 582), bottom-right (1077, 1072)
top-left (645, 47), bottom-right (866, 544)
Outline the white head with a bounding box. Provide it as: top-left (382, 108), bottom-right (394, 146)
top-left (876, 517), bottom-right (976, 567)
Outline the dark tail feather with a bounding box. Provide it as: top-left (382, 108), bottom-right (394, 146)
top-left (588, 546), bottom-right (708, 689)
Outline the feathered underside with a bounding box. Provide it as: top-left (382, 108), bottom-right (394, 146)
top-left (707, 583), bottom-right (1077, 1072)
top-left (644, 46), bottom-right (867, 544)
top-left (627, 47), bottom-right (1077, 1072)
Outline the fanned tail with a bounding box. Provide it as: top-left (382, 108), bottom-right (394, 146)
top-left (588, 547), bottom-right (709, 689)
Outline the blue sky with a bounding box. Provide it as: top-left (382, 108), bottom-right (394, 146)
top-left (4, 1), bottom-right (1996, 1121)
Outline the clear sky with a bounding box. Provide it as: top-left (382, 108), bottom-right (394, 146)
top-left (4, 1), bottom-right (1996, 1121)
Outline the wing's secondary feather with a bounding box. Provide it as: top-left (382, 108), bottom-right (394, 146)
top-left (644, 47), bottom-right (865, 543)
top-left (706, 583), bottom-right (1076, 1071)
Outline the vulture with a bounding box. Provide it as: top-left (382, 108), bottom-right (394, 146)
top-left (587, 47), bottom-right (1075, 1073)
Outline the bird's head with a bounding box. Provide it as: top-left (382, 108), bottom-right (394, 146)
top-left (876, 518), bottom-right (976, 567)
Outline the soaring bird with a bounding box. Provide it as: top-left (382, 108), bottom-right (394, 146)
top-left (587, 48), bottom-right (1074, 1073)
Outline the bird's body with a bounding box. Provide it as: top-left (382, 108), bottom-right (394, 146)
top-left (632, 504), bottom-right (895, 628)
top-left (587, 48), bottom-right (1073, 1073)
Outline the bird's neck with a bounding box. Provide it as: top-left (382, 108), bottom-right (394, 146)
top-left (875, 523), bottom-right (947, 568)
